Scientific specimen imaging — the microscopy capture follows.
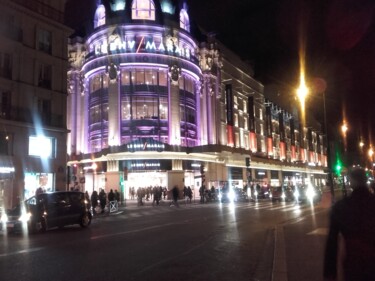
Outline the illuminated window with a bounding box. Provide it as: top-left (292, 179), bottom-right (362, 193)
top-left (243, 100), bottom-right (247, 113)
top-left (135, 69), bottom-right (145, 85)
top-left (233, 96), bottom-right (238, 109)
top-left (259, 108), bottom-right (263, 120)
top-left (159, 70), bottom-right (167, 86)
top-left (29, 136), bottom-right (55, 158)
top-left (90, 74), bottom-right (103, 92)
top-left (234, 114), bottom-right (238, 127)
top-left (244, 117), bottom-right (248, 130)
top-left (161, 0), bottom-right (175, 14)
top-left (179, 9), bottom-right (190, 32)
top-left (131, 0), bottom-right (155, 21)
top-left (111, 0), bottom-right (125, 11)
top-left (121, 71), bottom-right (130, 85)
top-left (235, 132), bottom-right (240, 147)
top-left (94, 4), bottom-right (106, 28)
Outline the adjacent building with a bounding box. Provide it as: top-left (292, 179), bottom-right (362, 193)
top-left (0, 0), bottom-right (72, 208)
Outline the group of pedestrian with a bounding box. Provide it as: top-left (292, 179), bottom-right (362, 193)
top-left (90, 188), bottom-right (120, 215)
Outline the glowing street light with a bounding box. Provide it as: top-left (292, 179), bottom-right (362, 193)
top-left (359, 141), bottom-right (365, 149)
top-left (341, 121), bottom-right (348, 152)
top-left (369, 147), bottom-right (374, 159)
top-left (296, 71), bottom-right (309, 126)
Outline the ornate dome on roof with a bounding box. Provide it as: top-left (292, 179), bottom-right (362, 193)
top-left (65, 0), bottom-right (204, 41)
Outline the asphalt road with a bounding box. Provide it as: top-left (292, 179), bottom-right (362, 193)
top-left (0, 198), bottom-right (332, 281)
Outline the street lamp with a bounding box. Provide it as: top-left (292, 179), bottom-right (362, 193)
top-left (296, 72), bottom-right (309, 126)
top-left (341, 121), bottom-right (348, 152)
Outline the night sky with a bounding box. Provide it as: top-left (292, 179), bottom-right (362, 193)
top-left (187, 0), bottom-right (375, 149)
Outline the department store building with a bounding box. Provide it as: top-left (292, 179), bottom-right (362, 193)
top-left (67, 0), bottom-right (327, 198)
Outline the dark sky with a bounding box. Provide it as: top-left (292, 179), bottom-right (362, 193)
top-left (187, 0), bottom-right (375, 148)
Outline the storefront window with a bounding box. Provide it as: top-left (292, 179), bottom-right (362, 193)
top-left (135, 69), bottom-right (145, 85)
top-left (90, 74), bottom-right (102, 92)
top-left (159, 70), bottom-right (167, 86)
top-left (121, 71), bottom-right (130, 85)
top-left (145, 69), bottom-right (157, 85)
top-left (121, 96), bottom-right (131, 120)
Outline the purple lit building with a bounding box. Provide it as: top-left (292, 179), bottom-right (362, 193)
top-left (67, 0), bottom-right (328, 198)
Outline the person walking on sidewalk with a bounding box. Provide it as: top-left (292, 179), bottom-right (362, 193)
top-left (323, 167), bottom-right (375, 281)
top-left (169, 185), bottom-right (179, 207)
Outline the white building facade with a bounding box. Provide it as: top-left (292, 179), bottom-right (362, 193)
top-left (67, 0), bottom-right (328, 199)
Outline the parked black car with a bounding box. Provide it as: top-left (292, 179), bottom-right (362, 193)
top-left (1, 191), bottom-right (92, 234)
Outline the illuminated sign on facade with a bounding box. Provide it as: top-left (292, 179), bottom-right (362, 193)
top-left (93, 36), bottom-right (192, 59)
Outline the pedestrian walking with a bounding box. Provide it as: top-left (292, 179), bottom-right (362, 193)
top-left (108, 189), bottom-right (115, 202)
top-left (323, 167), bottom-right (375, 281)
top-left (114, 189), bottom-right (120, 203)
top-left (187, 186), bottom-right (193, 203)
top-left (91, 190), bottom-right (99, 215)
top-left (99, 188), bottom-right (107, 213)
top-left (152, 186), bottom-right (162, 206)
top-left (169, 185), bottom-right (180, 207)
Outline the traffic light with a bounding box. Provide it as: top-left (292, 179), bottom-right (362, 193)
top-left (335, 159), bottom-right (343, 176)
top-left (200, 164), bottom-right (204, 175)
top-left (124, 167), bottom-right (128, 181)
top-left (245, 157), bottom-right (250, 167)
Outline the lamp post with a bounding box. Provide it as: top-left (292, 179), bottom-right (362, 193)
top-left (322, 91), bottom-right (335, 203)
top-left (340, 121), bottom-right (349, 197)
top-left (341, 121), bottom-right (348, 152)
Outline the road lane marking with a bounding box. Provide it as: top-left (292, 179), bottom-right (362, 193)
top-left (307, 228), bottom-right (328, 235)
top-left (0, 247), bottom-right (43, 258)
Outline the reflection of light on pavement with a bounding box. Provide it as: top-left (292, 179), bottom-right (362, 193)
top-left (292, 204), bottom-right (302, 214)
top-left (228, 201), bottom-right (236, 213)
top-left (308, 202), bottom-right (317, 227)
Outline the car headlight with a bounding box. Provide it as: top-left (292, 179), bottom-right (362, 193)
top-left (306, 188), bottom-right (316, 200)
top-left (18, 212), bottom-right (32, 223)
top-left (228, 190), bottom-right (235, 201)
top-left (1, 213), bottom-right (8, 223)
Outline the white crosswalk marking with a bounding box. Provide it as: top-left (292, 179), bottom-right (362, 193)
top-left (97, 200), bottom-right (323, 221)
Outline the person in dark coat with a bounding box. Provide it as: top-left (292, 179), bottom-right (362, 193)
top-left (91, 190), bottom-right (99, 215)
top-left (99, 189), bottom-right (107, 213)
top-left (169, 185), bottom-right (179, 207)
top-left (108, 189), bottom-right (115, 202)
top-left (323, 167), bottom-right (375, 281)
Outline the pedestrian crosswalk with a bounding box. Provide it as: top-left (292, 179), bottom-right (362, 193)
top-left (96, 199), bottom-right (324, 221)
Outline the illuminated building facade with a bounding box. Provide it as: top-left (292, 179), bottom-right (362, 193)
top-left (0, 0), bottom-right (72, 208)
top-left (67, 0), bottom-right (328, 197)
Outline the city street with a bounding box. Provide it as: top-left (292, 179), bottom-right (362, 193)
top-left (0, 195), bottom-right (334, 281)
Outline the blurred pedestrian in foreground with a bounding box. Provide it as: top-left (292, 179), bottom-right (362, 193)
top-left (323, 167), bottom-right (375, 281)
top-left (169, 185), bottom-right (179, 207)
